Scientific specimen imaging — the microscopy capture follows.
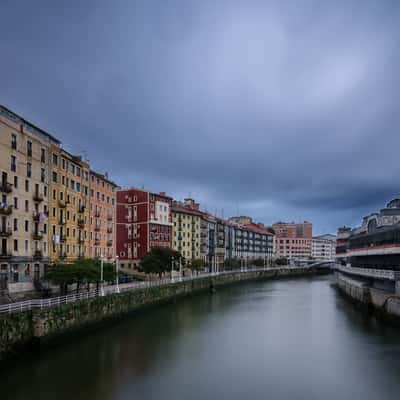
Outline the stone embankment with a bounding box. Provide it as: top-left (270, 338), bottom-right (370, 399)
top-left (0, 267), bottom-right (321, 362)
top-left (336, 273), bottom-right (400, 321)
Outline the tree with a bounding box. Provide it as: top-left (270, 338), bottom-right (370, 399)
top-left (45, 263), bottom-right (78, 295)
top-left (224, 258), bottom-right (241, 269)
top-left (276, 257), bottom-right (288, 266)
top-left (138, 247), bottom-right (182, 277)
top-left (253, 258), bottom-right (265, 267)
top-left (188, 259), bottom-right (206, 272)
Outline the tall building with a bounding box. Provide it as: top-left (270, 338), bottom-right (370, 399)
top-left (172, 198), bottom-right (202, 260)
top-left (49, 146), bottom-right (90, 263)
top-left (273, 221), bottom-right (312, 260)
top-left (116, 188), bottom-right (172, 269)
top-left (0, 104), bottom-right (60, 295)
top-left (312, 234), bottom-right (336, 261)
top-left (226, 216), bottom-right (274, 263)
top-left (89, 171), bottom-right (118, 260)
top-left (215, 218), bottom-right (226, 271)
top-left (199, 211), bottom-right (216, 268)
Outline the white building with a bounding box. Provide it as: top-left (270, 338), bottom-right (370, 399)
top-left (312, 234), bottom-right (336, 261)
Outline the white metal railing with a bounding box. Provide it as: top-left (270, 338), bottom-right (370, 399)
top-left (0, 266), bottom-right (306, 315)
top-left (336, 264), bottom-right (400, 281)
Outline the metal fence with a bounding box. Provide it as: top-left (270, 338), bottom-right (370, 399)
top-left (0, 266), bottom-right (304, 315)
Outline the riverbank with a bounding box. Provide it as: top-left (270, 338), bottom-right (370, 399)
top-left (0, 267), bottom-right (324, 362)
top-left (335, 272), bottom-right (400, 324)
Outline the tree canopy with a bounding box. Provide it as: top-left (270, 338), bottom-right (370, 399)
top-left (138, 247), bottom-right (182, 276)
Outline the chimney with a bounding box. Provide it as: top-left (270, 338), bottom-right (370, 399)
top-left (159, 192), bottom-right (166, 197)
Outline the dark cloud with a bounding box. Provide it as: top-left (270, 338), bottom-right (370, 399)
top-left (1, 0), bottom-right (400, 234)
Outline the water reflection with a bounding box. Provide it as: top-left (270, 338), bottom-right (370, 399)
top-left (1, 276), bottom-right (400, 400)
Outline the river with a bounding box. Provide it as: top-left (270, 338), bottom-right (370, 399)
top-left (1, 275), bottom-right (400, 400)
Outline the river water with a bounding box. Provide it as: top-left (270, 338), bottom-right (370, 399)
top-left (2, 275), bottom-right (400, 400)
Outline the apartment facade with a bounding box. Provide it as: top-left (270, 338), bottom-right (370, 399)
top-left (312, 234), bottom-right (336, 261)
top-left (89, 171), bottom-right (118, 260)
top-left (273, 221), bottom-right (312, 260)
top-left (172, 198), bottom-right (202, 260)
top-left (199, 212), bottom-right (216, 269)
top-left (226, 216), bottom-right (274, 263)
top-left (49, 146), bottom-right (90, 263)
top-left (0, 104), bottom-right (59, 294)
top-left (116, 188), bottom-right (172, 269)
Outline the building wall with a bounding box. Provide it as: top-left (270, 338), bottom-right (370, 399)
top-left (49, 146), bottom-right (90, 263)
top-left (89, 171), bottom-right (117, 260)
top-left (116, 189), bottom-right (172, 269)
top-left (0, 106), bottom-right (59, 292)
top-left (273, 222), bottom-right (312, 260)
top-left (172, 204), bottom-right (201, 260)
top-left (312, 236), bottom-right (336, 261)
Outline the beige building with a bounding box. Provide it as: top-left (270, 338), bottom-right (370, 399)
top-left (172, 198), bottom-right (202, 261)
top-left (0, 104), bottom-right (60, 295)
top-left (49, 145), bottom-right (90, 263)
top-left (89, 170), bottom-right (118, 260)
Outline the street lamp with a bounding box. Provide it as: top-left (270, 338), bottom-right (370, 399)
top-left (115, 255), bottom-right (120, 293)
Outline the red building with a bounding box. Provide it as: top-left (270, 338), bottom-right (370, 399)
top-left (116, 188), bottom-right (172, 269)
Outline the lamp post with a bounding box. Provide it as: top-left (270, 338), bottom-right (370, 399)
top-left (115, 255), bottom-right (120, 293)
top-left (171, 256), bottom-right (175, 281)
top-left (100, 256), bottom-right (105, 296)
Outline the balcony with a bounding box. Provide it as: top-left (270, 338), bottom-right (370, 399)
top-left (0, 182), bottom-right (12, 193)
top-left (77, 218), bottom-right (85, 229)
top-left (0, 252), bottom-right (12, 259)
top-left (58, 200), bottom-right (66, 208)
top-left (94, 239), bottom-right (101, 246)
top-left (77, 238), bottom-right (85, 245)
top-left (94, 224), bottom-right (101, 232)
top-left (107, 240), bottom-right (113, 247)
top-left (0, 205), bottom-right (13, 216)
top-left (60, 235), bottom-right (66, 243)
top-left (59, 219), bottom-right (66, 226)
top-left (94, 210), bottom-right (100, 218)
top-left (0, 227), bottom-right (12, 237)
top-left (78, 205), bottom-right (86, 213)
top-left (33, 250), bottom-right (43, 259)
top-left (32, 232), bottom-right (43, 241)
top-left (107, 214), bottom-right (113, 221)
top-left (33, 192), bottom-right (44, 203)
top-left (32, 212), bottom-right (40, 222)
top-left (107, 227), bottom-right (113, 234)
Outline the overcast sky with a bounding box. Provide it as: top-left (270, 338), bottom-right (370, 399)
top-left (1, 0), bottom-right (399, 234)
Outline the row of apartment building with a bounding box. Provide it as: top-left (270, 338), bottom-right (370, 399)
top-left (115, 193), bottom-right (275, 272)
top-left (1, 104), bottom-right (333, 296)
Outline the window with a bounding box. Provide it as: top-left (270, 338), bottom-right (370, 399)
top-left (52, 153), bottom-right (58, 165)
top-left (13, 197), bottom-right (18, 209)
top-left (27, 162), bottom-right (32, 178)
top-left (41, 168), bottom-right (45, 183)
top-left (11, 155), bottom-right (16, 172)
top-left (52, 171), bottom-right (58, 183)
top-left (25, 220), bottom-right (29, 232)
top-left (14, 176), bottom-right (18, 189)
top-left (25, 200), bottom-right (29, 212)
top-left (13, 218), bottom-right (17, 231)
top-left (41, 148), bottom-right (46, 163)
top-left (25, 179), bottom-right (29, 192)
top-left (14, 239), bottom-right (18, 252)
top-left (27, 141), bottom-right (32, 157)
top-left (11, 133), bottom-right (17, 149)
top-left (62, 158), bottom-right (66, 169)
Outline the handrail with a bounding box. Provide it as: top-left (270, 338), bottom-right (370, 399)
top-left (0, 266), bottom-right (306, 315)
top-left (336, 264), bottom-right (400, 281)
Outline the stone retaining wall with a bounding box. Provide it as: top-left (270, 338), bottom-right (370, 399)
top-left (0, 268), bottom-right (316, 362)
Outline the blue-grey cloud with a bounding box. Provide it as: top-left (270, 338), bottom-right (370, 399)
top-left (1, 0), bottom-right (399, 234)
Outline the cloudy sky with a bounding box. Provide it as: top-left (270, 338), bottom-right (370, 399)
top-left (1, 0), bottom-right (399, 234)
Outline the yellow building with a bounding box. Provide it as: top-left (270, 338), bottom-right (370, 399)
top-left (49, 145), bottom-right (90, 262)
top-left (172, 198), bottom-right (202, 260)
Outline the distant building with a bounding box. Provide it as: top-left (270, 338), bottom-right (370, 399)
top-left (116, 188), bottom-right (172, 270)
top-left (312, 234), bottom-right (336, 261)
top-left (172, 198), bottom-right (202, 260)
top-left (199, 211), bottom-right (216, 268)
top-left (272, 221), bottom-right (312, 260)
top-left (226, 216), bottom-right (274, 263)
top-left (89, 171), bottom-right (118, 261)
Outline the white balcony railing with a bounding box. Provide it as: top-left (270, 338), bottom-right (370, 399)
top-left (336, 264), bottom-right (400, 281)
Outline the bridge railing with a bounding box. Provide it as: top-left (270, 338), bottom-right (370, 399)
top-left (335, 264), bottom-right (400, 281)
top-left (0, 266), bottom-right (306, 315)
